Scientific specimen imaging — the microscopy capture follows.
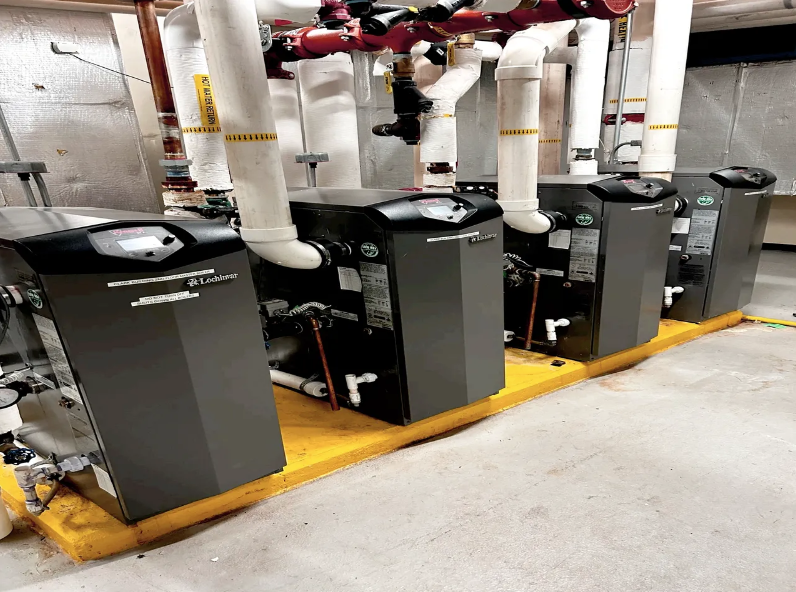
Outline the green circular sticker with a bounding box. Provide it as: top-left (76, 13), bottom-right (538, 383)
top-left (575, 213), bottom-right (594, 226)
top-left (27, 289), bottom-right (43, 309)
top-left (697, 195), bottom-right (715, 206)
top-left (361, 242), bottom-right (379, 258)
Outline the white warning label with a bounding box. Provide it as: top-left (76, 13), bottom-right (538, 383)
top-left (107, 269), bottom-right (215, 288)
top-left (337, 267), bottom-right (362, 292)
top-left (331, 309), bottom-right (358, 322)
top-left (568, 228), bottom-right (600, 283)
top-left (672, 217), bottom-right (691, 235)
top-left (548, 230), bottom-right (571, 250)
top-left (359, 262), bottom-right (393, 330)
top-left (131, 291), bottom-right (199, 307)
top-left (92, 464), bottom-right (118, 498)
top-left (32, 314), bottom-right (82, 403)
top-left (686, 210), bottom-right (719, 256)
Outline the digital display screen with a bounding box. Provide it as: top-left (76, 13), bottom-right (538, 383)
top-left (117, 236), bottom-right (163, 252)
top-left (428, 205), bottom-right (452, 217)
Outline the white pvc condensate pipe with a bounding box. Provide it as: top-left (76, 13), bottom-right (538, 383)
top-left (638, 0), bottom-right (695, 181)
top-left (163, 3), bottom-right (233, 192)
top-left (270, 369), bottom-right (327, 398)
top-left (496, 20), bottom-right (576, 234)
top-left (194, 0), bottom-right (322, 269)
top-left (420, 43), bottom-right (482, 191)
top-left (298, 54), bottom-right (362, 188)
top-left (568, 18), bottom-right (610, 175)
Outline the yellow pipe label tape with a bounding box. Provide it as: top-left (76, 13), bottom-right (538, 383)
top-left (539, 138), bottom-right (562, 144)
top-left (183, 126), bottom-right (222, 134)
top-left (225, 133), bottom-right (278, 142)
top-left (649, 124), bottom-right (679, 130)
top-left (500, 129), bottom-right (539, 136)
top-left (609, 98), bottom-right (647, 104)
top-left (194, 74), bottom-right (220, 128)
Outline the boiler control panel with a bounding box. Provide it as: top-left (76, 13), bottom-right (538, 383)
top-left (88, 226), bottom-right (185, 262)
top-left (412, 197), bottom-right (469, 223)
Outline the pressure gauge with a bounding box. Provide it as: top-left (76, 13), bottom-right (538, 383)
top-left (0, 387), bottom-right (21, 410)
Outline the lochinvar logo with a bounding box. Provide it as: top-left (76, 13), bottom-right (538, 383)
top-left (469, 233), bottom-right (498, 244)
top-left (185, 273), bottom-right (239, 288)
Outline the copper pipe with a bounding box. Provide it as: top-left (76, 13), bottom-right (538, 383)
top-left (134, 0), bottom-right (196, 191)
top-left (0, 0), bottom-right (180, 14)
top-left (523, 272), bottom-right (541, 351)
top-left (309, 317), bottom-right (340, 411)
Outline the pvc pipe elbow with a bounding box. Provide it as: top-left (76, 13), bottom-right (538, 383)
top-left (240, 227), bottom-right (323, 270)
top-left (163, 3), bottom-right (203, 51)
top-left (499, 206), bottom-right (554, 235)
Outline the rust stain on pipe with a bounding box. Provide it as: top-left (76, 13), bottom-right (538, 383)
top-left (310, 317), bottom-right (340, 411)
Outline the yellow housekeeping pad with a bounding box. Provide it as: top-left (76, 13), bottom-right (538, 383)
top-left (0, 312), bottom-right (742, 561)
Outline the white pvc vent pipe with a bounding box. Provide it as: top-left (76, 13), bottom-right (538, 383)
top-left (164, 3), bottom-right (233, 192)
top-left (568, 18), bottom-right (610, 175)
top-left (420, 45), bottom-right (483, 190)
top-left (495, 20), bottom-right (577, 234)
top-left (194, 0), bottom-right (322, 269)
top-left (298, 54), bottom-right (362, 188)
top-left (638, 0), bottom-right (695, 181)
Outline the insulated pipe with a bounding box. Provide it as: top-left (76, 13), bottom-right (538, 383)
top-left (254, 0), bottom-right (321, 23)
top-left (163, 2), bottom-right (233, 192)
top-left (412, 55), bottom-right (443, 187)
top-left (692, 0), bottom-right (796, 20)
top-left (496, 20), bottom-right (576, 234)
top-left (568, 18), bottom-right (610, 175)
top-left (270, 369), bottom-right (327, 398)
top-left (638, 0), bottom-right (694, 181)
top-left (297, 54), bottom-right (362, 188)
top-left (135, 0), bottom-right (196, 192)
top-left (692, 10), bottom-right (796, 31)
top-left (420, 38), bottom-right (482, 191)
top-left (194, 0), bottom-right (322, 269)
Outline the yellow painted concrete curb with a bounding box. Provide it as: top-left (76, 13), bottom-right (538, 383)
top-left (0, 312), bottom-right (742, 561)
top-left (742, 315), bottom-right (796, 328)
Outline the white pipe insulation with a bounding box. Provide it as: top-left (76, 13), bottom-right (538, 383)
top-left (568, 19), bottom-right (610, 175)
top-left (638, 0), bottom-right (695, 181)
top-left (270, 369), bottom-right (327, 398)
top-left (298, 54), bottom-right (362, 188)
top-left (194, 0), bottom-right (322, 269)
top-left (495, 20), bottom-right (577, 234)
top-left (420, 44), bottom-right (483, 191)
top-left (163, 3), bottom-right (233, 192)
top-left (254, 0), bottom-right (320, 23)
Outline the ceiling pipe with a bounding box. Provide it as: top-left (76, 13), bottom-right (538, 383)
top-left (638, 0), bottom-right (695, 181)
top-left (567, 18), bottom-right (610, 175)
top-left (420, 34), bottom-right (483, 191)
top-left (194, 0), bottom-right (322, 269)
top-left (0, 0), bottom-right (179, 14)
top-left (496, 19), bottom-right (577, 235)
top-left (134, 0), bottom-right (197, 193)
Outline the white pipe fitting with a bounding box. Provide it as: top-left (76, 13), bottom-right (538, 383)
top-left (495, 20), bottom-right (576, 234)
top-left (270, 369), bottom-right (327, 398)
top-left (504, 330), bottom-right (515, 343)
top-left (663, 286), bottom-right (685, 308)
top-left (194, 0), bottom-right (322, 269)
top-left (545, 318), bottom-right (571, 344)
top-left (344, 373), bottom-right (378, 407)
top-left (638, 0), bottom-right (695, 180)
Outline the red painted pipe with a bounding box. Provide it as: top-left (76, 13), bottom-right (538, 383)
top-left (273, 0), bottom-right (633, 57)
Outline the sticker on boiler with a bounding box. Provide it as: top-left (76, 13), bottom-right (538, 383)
top-left (427, 232), bottom-right (479, 243)
top-left (331, 309), bottom-right (358, 322)
top-left (107, 269), bottom-right (215, 288)
top-left (92, 465), bottom-right (118, 498)
top-left (359, 262), bottom-right (393, 330)
top-left (32, 314), bottom-right (83, 403)
top-left (548, 230), bottom-right (571, 250)
top-left (337, 267), bottom-right (362, 292)
top-left (130, 291), bottom-right (199, 307)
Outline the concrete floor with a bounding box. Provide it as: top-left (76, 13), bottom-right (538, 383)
top-left (743, 249), bottom-right (796, 322)
top-left (2, 322), bottom-right (796, 591)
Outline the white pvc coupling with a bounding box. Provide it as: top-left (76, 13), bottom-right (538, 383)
top-left (345, 373), bottom-right (378, 407)
top-left (663, 286), bottom-right (685, 308)
top-left (545, 318), bottom-right (571, 343)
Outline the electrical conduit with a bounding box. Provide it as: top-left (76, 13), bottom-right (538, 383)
top-left (495, 20), bottom-right (577, 234)
top-left (194, 0), bottom-right (322, 269)
top-left (420, 36), bottom-right (482, 191)
top-left (638, 0), bottom-right (695, 181)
